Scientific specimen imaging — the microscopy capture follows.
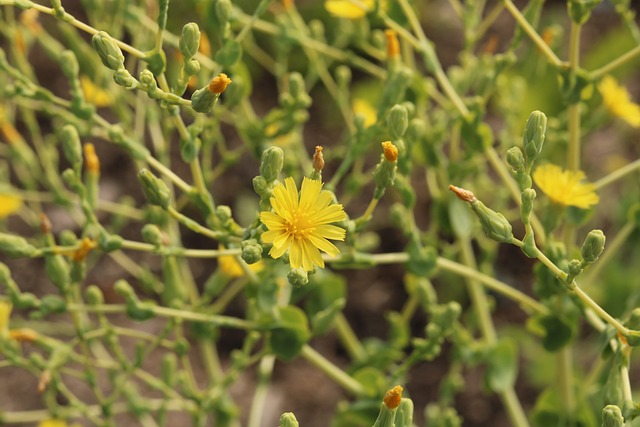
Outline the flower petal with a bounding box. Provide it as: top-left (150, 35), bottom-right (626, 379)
top-left (260, 211), bottom-right (285, 230)
top-left (314, 224), bottom-right (346, 241)
top-left (299, 177), bottom-right (323, 212)
top-left (312, 204), bottom-right (347, 224)
top-left (308, 234), bottom-right (341, 257)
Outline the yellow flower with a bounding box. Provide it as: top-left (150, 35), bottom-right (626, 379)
top-left (598, 75), bottom-right (640, 128)
top-left (260, 177), bottom-right (347, 271)
top-left (325, 0), bottom-right (374, 19)
top-left (218, 245), bottom-right (264, 278)
top-left (352, 98), bottom-right (377, 128)
top-left (81, 76), bottom-right (113, 107)
top-left (0, 193), bottom-right (22, 219)
top-left (533, 163), bottom-right (599, 209)
top-left (38, 420), bottom-right (81, 427)
top-left (0, 300), bottom-right (11, 337)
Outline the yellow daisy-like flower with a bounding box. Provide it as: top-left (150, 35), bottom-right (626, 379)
top-left (325, 0), bottom-right (374, 19)
top-left (598, 75), bottom-right (640, 128)
top-left (80, 76), bottom-right (113, 107)
top-left (533, 163), bottom-right (599, 209)
top-left (352, 98), bottom-right (377, 128)
top-left (218, 245), bottom-right (264, 278)
top-left (260, 177), bottom-right (347, 271)
top-left (0, 193), bottom-right (22, 219)
top-left (0, 300), bottom-right (11, 337)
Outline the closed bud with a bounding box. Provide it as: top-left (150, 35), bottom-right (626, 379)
top-left (279, 413), bottom-right (299, 427)
top-left (259, 146), bottom-right (284, 182)
top-left (312, 145), bottom-right (324, 173)
top-left (113, 68), bottom-right (137, 89)
top-left (138, 169), bottom-right (170, 209)
top-left (252, 175), bottom-right (269, 198)
top-left (215, 0), bottom-right (232, 26)
top-left (0, 233), bottom-right (38, 258)
top-left (506, 146), bottom-right (525, 172)
top-left (388, 104), bottom-right (409, 138)
top-left (60, 50), bottom-right (79, 77)
top-left (179, 23), bottom-right (200, 59)
top-left (139, 69), bottom-right (161, 98)
top-left (141, 224), bottom-right (163, 246)
top-left (471, 201), bottom-right (514, 243)
top-left (85, 285), bottom-right (104, 305)
top-left (374, 144), bottom-right (398, 199)
top-left (241, 239), bottom-right (262, 264)
top-left (287, 267), bottom-right (308, 287)
top-left (60, 124), bottom-right (82, 171)
top-left (522, 110), bottom-right (547, 164)
top-left (581, 229), bottom-right (605, 264)
top-left (520, 188), bottom-right (536, 224)
top-left (395, 398), bottom-right (414, 427)
top-left (602, 405), bottom-right (624, 427)
top-left (335, 65), bottom-right (351, 87)
top-left (45, 255), bottom-right (70, 291)
top-left (92, 31), bottom-right (125, 71)
top-left (191, 86), bottom-right (216, 113)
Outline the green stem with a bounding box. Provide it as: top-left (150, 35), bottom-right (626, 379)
top-left (334, 313), bottom-right (366, 361)
top-left (590, 43), bottom-right (640, 79)
top-left (247, 355), bottom-right (276, 427)
top-left (594, 157), bottom-right (640, 190)
top-left (502, 0), bottom-right (564, 67)
top-left (300, 345), bottom-right (365, 396)
top-left (567, 21), bottom-right (582, 172)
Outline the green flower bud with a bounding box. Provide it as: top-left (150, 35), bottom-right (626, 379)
top-left (253, 175), bottom-right (270, 199)
top-left (113, 68), bottom-right (137, 89)
top-left (602, 405), bottom-right (624, 427)
top-left (335, 65), bottom-right (351, 88)
top-left (241, 239), bottom-right (262, 264)
top-left (0, 233), bottom-right (38, 258)
top-left (179, 23), bottom-right (201, 59)
top-left (142, 224), bottom-right (163, 246)
top-left (470, 201), bottom-right (514, 243)
top-left (92, 31), bottom-right (125, 71)
top-left (580, 229), bottom-right (605, 264)
top-left (191, 86), bottom-right (217, 113)
top-left (520, 188), bottom-right (536, 225)
top-left (85, 285), bottom-right (104, 305)
top-left (406, 118), bottom-right (427, 142)
top-left (506, 146), bottom-right (525, 173)
top-left (99, 234), bottom-right (123, 252)
top-left (215, 0), bottom-right (232, 27)
top-left (179, 135), bottom-right (200, 163)
top-left (279, 413), bottom-right (299, 427)
top-left (522, 110), bottom-right (547, 165)
top-left (287, 267), bottom-right (308, 287)
top-left (259, 146), bottom-right (284, 182)
top-left (388, 104), bottom-right (409, 139)
top-left (372, 401), bottom-right (398, 427)
top-left (395, 398), bottom-right (414, 427)
top-left (114, 279), bottom-right (155, 321)
top-left (568, 0), bottom-right (601, 25)
top-left (288, 72), bottom-right (309, 105)
top-left (373, 142), bottom-right (398, 199)
top-left (60, 124), bottom-right (82, 172)
top-left (60, 50), bottom-right (79, 77)
top-left (138, 169), bottom-right (170, 209)
top-left (45, 254), bottom-right (70, 291)
top-left (139, 69), bottom-right (161, 99)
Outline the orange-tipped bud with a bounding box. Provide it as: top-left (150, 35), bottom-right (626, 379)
top-left (208, 73), bottom-right (232, 94)
top-left (40, 213), bottom-right (52, 234)
top-left (313, 146), bottom-right (325, 172)
top-left (449, 184), bottom-right (477, 203)
top-left (84, 143), bottom-right (100, 174)
top-left (10, 328), bottom-right (39, 343)
top-left (72, 238), bottom-right (96, 262)
top-left (383, 385), bottom-right (403, 409)
top-left (38, 370), bottom-right (51, 393)
top-left (382, 141), bottom-right (398, 162)
top-left (385, 29), bottom-right (400, 59)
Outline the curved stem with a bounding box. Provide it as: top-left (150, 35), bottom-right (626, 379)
top-left (300, 344), bottom-right (365, 396)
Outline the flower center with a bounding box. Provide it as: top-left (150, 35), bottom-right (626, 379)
top-left (285, 210), bottom-right (313, 240)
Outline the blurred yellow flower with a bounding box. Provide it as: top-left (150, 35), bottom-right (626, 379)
top-left (81, 76), bottom-right (113, 107)
top-left (533, 163), bottom-right (599, 209)
top-left (0, 300), bottom-right (11, 337)
top-left (218, 245), bottom-right (264, 278)
top-left (352, 98), bottom-right (377, 128)
top-left (38, 420), bottom-right (81, 427)
top-left (260, 177), bottom-right (347, 271)
top-left (0, 193), bottom-right (22, 219)
top-left (598, 75), bottom-right (640, 128)
top-left (325, 0), bottom-right (374, 19)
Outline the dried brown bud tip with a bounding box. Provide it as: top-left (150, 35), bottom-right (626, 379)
top-left (449, 184), bottom-right (477, 203)
top-left (38, 370), bottom-right (51, 393)
top-left (383, 385), bottom-right (403, 409)
top-left (313, 146), bottom-right (325, 172)
top-left (84, 143), bottom-right (100, 174)
top-left (381, 141), bottom-right (398, 162)
top-left (385, 29), bottom-right (400, 59)
top-left (208, 73), bottom-right (232, 94)
top-left (40, 213), bottom-right (52, 234)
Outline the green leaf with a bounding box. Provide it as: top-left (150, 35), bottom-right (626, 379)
top-left (269, 306), bottom-right (311, 361)
top-left (310, 298), bottom-right (345, 336)
top-left (484, 338), bottom-right (517, 392)
top-left (539, 314), bottom-right (574, 351)
top-left (352, 366), bottom-right (387, 398)
top-left (216, 39), bottom-right (242, 67)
